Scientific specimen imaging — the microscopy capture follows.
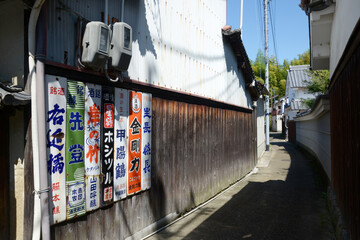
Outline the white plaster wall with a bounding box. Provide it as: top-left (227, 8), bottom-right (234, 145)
top-left (257, 98), bottom-right (265, 158)
top-left (296, 112), bottom-right (331, 179)
top-left (330, 0), bottom-right (360, 76)
top-left (126, 0), bottom-right (252, 108)
top-left (45, 0), bottom-right (253, 108)
top-left (271, 115), bottom-right (282, 132)
top-left (0, 0), bottom-right (24, 87)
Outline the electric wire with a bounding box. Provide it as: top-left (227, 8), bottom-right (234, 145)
top-left (256, 0), bottom-right (265, 80)
top-left (269, 2), bottom-right (279, 66)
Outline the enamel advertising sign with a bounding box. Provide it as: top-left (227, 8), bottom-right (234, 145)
top-left (45, 74), bottom-right (152, 222)
top-left (141, 93), bottom-right (152, 190)
top-left (101, 86), bottom-right (114, 206)
top-left (127, 91), bottom-right (142, 195)
top-left (65, 80), bottom-right (86, 219)
top-left (114, 88), bottom-right (129, 201)
top-left (84, 83), bottom-right (101, 211)
top-left (45, 75), bottom-right (67, 224)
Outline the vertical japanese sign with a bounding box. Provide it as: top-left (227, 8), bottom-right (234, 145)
top-left (65, 80), bottom-right (86, 219)
top-left (114, 88), bottom-right (129, 201)
top-left (101, 86), bottom-right (114, 206)
top-left (84, 83), bottom-right (101, 211)
top-left (45, 75), bottom-right (67, 224)
top-left (141, 93), bottom-right (152, 190)
top-left (127, 91), bottom-right (142, 195)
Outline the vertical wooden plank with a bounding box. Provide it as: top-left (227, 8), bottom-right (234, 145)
top-left (76, 218), bottom-right (87, 240)
top-left (171, 101), bottom-right (178, 212)
top-left (114, 203), bottom-right (121, 240)
top-left (177, 102), bottom-right (184, 211)
top-left (61, 222), bottom-right (76, 240)
top-left (183, 102), bottom-right (189, 211)
top-left (87, 211), bottom-right (102, 240)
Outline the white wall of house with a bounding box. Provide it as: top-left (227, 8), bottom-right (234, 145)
top-left (295, 99), bottom-right (331, 180)
top-left (329, 0), bottom-right (360, 76)
top-left (288, 87), bottom-right (316, 102)
top-left (257, 98), bottom-right (265, 158)
top-left (0, 0), bottom-right (24, 87)
top-left (125, 0), bottom-right (253, 108)
top-left (45, 0), bottom-right (253, 109)
top-left (271, 115), bottom-right (282, 132)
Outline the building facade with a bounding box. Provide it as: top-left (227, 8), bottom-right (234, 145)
top-left (0, 0), bottom-right (265, 239)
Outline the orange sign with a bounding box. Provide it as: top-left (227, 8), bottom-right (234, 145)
top-left (127, 91), bottom-right (142, 195)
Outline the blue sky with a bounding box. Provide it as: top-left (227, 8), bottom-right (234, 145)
top-left (226, 0), bottom-right (309, 64)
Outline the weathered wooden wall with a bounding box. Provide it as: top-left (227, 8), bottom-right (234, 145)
top-left (45, 96), bottom-right (255, 240)
top-left (330, 39), bottom-right (360, 240)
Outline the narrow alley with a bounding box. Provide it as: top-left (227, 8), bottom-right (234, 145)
top-left (145, 133), bottom-right (334, 240)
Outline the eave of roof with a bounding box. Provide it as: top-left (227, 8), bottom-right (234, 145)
top-left (222, 28), bottom-right (255, 86)
top-left (222, 27), bottom-right (268, 101)
top-left (0, 82), bottom-right (31, 109)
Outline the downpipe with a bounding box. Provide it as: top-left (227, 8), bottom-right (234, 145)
top-left (28, 0), bottom-right (50, 239)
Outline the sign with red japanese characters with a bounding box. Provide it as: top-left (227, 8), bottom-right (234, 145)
top-left (127, 91), bottom-right (142, 195)
top-left (141, 93), bottom-right (152, 190)
top-left (114, 88), bottom-right (128, 201)
top-left (65, 80), bottom-right (86, 219)
top-left (101, 86), bottom-right (114, 206)
top-left (45, 75), bottom-right (67, 224)
top-left (84, 83), bottom-right (101, 211)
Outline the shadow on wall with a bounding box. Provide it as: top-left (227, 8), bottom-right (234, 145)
top-left (126, 0), bottom-right (157, 58)
top-left (221, 39), bottom-right (249, 102)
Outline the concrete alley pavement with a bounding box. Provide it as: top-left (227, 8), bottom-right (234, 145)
top-left (145, 133), bottom-right (334, 240)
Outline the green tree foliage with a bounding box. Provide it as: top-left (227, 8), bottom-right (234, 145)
top-left (251, 49), bottom-right (311, 101)
top-left (290, 50), bottom-right (310, 65)
top-left (305, 70), bottom-right (330, 94)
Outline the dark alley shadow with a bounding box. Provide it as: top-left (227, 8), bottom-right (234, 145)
top-left (181, 135), bottom-right (333, 240)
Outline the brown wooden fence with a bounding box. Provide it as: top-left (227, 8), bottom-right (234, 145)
top-left (329, 32), bottom-right (360, 239)
top-left (24, 95), bottom-right (256, 239)
top-left (288, 120), bottom-right (296, 143)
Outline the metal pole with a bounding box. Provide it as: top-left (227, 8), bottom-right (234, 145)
top-left (264, 0), bottom-right (270, 151)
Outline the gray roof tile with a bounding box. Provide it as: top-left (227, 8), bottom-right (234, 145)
top-left (287, 65), bottom-right (312, 88)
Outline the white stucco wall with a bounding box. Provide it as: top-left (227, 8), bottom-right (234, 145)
top-left (271, 115), bottom-right (282, 132)
top-left (330, 0), bottom-right (360, 76)
top-left (288, 87), bottom-right (316, 101)
top-left (296, 111), bottom-right (331, 179)
top-left (127, 0), bottom-right (252, 108)
top-left (257, 98), bottom-right (265, 158)
top-left (45, 0), bottom-right (253, 108)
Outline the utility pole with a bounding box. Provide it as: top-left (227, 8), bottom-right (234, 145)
top-left (264, 0), bottom-right (270, 151)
